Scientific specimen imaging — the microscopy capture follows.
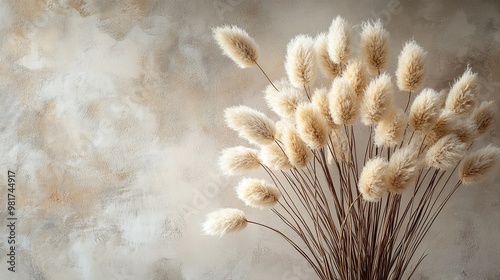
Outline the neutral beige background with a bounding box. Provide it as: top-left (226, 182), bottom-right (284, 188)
top-left (0, 0), bottom-right (499, 279)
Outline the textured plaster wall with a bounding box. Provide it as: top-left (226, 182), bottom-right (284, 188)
top-left (0, 0), bottom-right (498, 279)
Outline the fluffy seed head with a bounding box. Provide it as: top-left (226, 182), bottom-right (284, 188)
top-left (265, 83), bottom-right (308, 121)
top-left (283, 127), bottom-right (312, 168)
top-left (329, 77), bottom-right (359, 125)
top-left (236, 178), bottom-right (281, 208)
top-left (451, 119), bottom-right (478, 144)
top-left (360, 20), bottom-right (389, 74)
top-left (260, 142), bottom-right (293, 170)
top-left (203, 208), bottom-right (247, 237)
top-left (409, 88), bottom-right (441, 132)
top-left (396, 40), bottom-right (426, 92)
top-left (374, 107), bottom-right (407, 147)
top-left (470, 101), bottom-right (496, 136)
top-left (219, 146), bottom-right (261, 175)
top-left (213, 26), bottom-right (259, 68)
top-left (285, 35), bottom-right (316, 88)
top-left (424, 110), bottom-right (455, 146)
top-left (361, 73), bottom-right (394, 125)
top-left (328, 16), bottom-right (350, 65)
top-left (296, 104), bottom-right (330, 149)
top-left (425, 134), bottom-right (467, 170)
top-left (312, 87), bottom-right (338, 129)
top-left (459, 145), bottom-right (500, 185)
top-left (386, 145), bottom-right (419, 193)
top-left (315, 32), bottom-right (341, 78)
top-left (359, 157), bottom-right (389, 202)
top-left (225, 106), bottom-right (276, 145)
top-left (343, 59), bottom-right (368, 98)
top-left (445, 68), bottom-right (478, 115)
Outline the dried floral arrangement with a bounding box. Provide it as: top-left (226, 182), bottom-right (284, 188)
top-left (203, 16), bottom-right (498, 279)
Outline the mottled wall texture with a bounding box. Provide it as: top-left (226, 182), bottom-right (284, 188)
top-left (0, 0), bottom-right (498, 279)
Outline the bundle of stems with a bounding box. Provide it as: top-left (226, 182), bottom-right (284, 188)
top-left (204, 17), bottom-right (499, 279)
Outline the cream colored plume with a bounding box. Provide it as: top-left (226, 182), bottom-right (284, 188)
top-left (315, 32), bottom-right (341, 78)
top-left (360, 19), bottom-right (389, 74)
top-left (274, 119), bottom-right (293, 142)
top-left (470, 101), bottom-right (496, 136)
top-left (203, 208), bottom-right (247, 236)
top-left (361, 73), bottom-right (394, 125)
top-left (396, 40), bottom-right (426, 92)
top-left (224, 106), bottom-right (276, 145)
top-left (459, 144), bottom-right (500, 185)
top-left (359, 157), bottom-right (388, 202)
top-left (260, 142), bottom-right (293, 170)
top-left (343, 59), bottom-right (368, 98)
top-left (219, 146), bottom-right (261, 175)
top-left (311, 87), bottom-right (338, 129)
top-left (237, 178), bottom-right (281, 208)
top-left (296, 103), bottom-right (330, 149)
top-left (425, 134), bottom-right (467, 170)
top-left (386, 145), bottom-right (419, 193)
top-left (265, 83), bottom-right (308, 121)
top-left (445, 68), bottom-right (478, 115)
top-left (330, 129), bottom-right (350, 163)
top-left (329, 77), bottom-right (359, 125)
top-left (283, 127), bottom-right (313, 168)
top-left (374, 107), bottom-right (407, 147)
top-left (424, 110), bottom-right (455, 146)
top-left (451, 119), bottom-right (477, 144)
top-left (328, 16), bottom-right (350, 65)
top-left (285, 35), bottom-right (316, 88)
top-left (409, 88), bottom-right (441, 132)
top-left (213, 25), bottom-right (259, 68)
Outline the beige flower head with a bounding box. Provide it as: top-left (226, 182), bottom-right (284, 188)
top-left (237, 178), bottom-right (281, 208)
top-left (386, 145), bottom-right (419, 193)
top-left (219, 146), bottom-right (261, 175)
top-left (260, 142), bottom-right (293, 170)
top-left (360, 19), bottom-right (389, 74)
top-left (329, 77), bottom-right (359, 125)
top-left (470, 101), bottom-right (496, 137)
top-left (285, 35), bottom-right (316, 88)
top-left (396, 40), bottom-right (426, 92)
top-left (328, 16), bottom-right (350, 65)
top-left (445, 68), bottom-right (478, 115)
top-left (296, 103), bottom-right (330, 149)
top-left (203, 208), bottom-right (247, 237)
top-left (213, 25), bottom-right (259, 68)
top-left (311, 87), bottom-right (338, 129)
top-left (425, 134), bottom-right (467, 170)
top-left (374, 107), bottom-right (407, 147)
top-left (359, 157), bottom-right (388, 202)
top-left (224, 106), bottom-right (276, 145)
top-left (283, 127), bottom-right (313, 168)
top-left (265, 83), bottom-right (308, 121)
top-left (361, 73), bottom-right (394, 125)
top-left (409, 88), bottom-right (441, 132)
top-left (459, 144), bottom-right (500, 185)
top-left (315, 32), bottom-right (341, 78)
top-left (343, 59), bottom-right (368, 98)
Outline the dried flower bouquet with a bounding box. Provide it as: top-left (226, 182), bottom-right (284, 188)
top-left (204, 16), bottom-right (498, 279)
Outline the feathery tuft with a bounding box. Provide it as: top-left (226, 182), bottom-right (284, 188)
top-left (396, 40), bottom-right (426, 92)
top-left (343, 59), bottom-right (368, 98)
top-left (213, 26), bottom-right (259, 68)
top-left (409, 88), bottom-right (441, 132)
top-left (374, 107), bottom-right (407, 147)
top-left (386, 145), bottom-right (419, 193)
top-left (265, 83), bottom-right (308, 121)
top-left (329, 77), bottom-right (359, 125)
top-left (312, 87), bottom-right (338, 129)
top-left (225, 106), bottom-right (276, 145)
top-left (359, 157), bottom-right (388, 202)
top-left (445, 68), bottom-right (478, 115)
top-left (470, 101), bottom-right (496, 136)
top-left (328, 16), bottom-right (350, 65)
top-left (451, 119), bottom-right (477, 143)
top-left (236, 178), bottom-right (281, 208)
top-left (296, 104), bottom-right (330, 149)
top-left (360, 20), bottom-right (389, 74)
top-left (315, 32), bottom-right (342, 78)
top-left (424, 110), bottom-right (455, 146)
top-left (219, 146), bottom-right (261, 175)
top-left (260, 142), bottom-right (293, 170)
top-left (459, 144), bottom-right (500, 185)
top-left (285, 35), bottom-right (316, 88)
top-left (203, 208), bottom-right (247, 236)
top-left (425, 134), bottom-right (467, 170)
top-left (283, 127), bottom-right (313, 168)
top-left (361, 73), bottom-right (394, 125)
